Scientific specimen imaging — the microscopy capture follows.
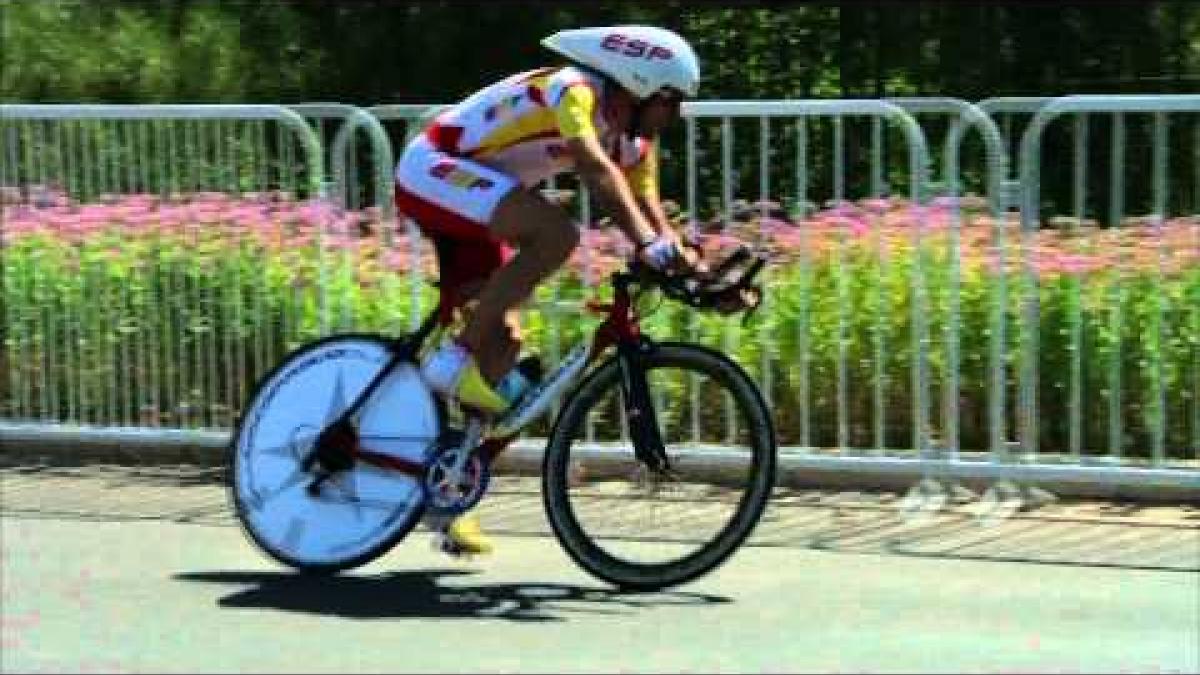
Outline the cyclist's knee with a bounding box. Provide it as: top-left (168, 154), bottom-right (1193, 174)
top-left (490, 190), bottom-right (579, 256)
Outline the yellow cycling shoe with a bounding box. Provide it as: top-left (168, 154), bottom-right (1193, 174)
top-left (421, 340), bottom-right (510, 415)
top-left (440, 513), bottom-right (494, 557)
top-left (454, 360), bottom-right (510, 415)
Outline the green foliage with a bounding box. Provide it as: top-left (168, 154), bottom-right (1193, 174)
top-left (3, 216), bottom-right (1195, 456)
top-left (5, 2), bottom-right (1196, 103)
top-left (4, 2), bottom-right (1197, 215)
top-left (0, 0), bottom-right (323, 102)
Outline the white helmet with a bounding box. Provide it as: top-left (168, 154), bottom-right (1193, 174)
top-left (541, 26), bottom-right (700, 100)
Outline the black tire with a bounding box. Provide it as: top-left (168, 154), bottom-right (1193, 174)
top-left (227, 333), bottom-right (440, 575)
top-left (542, 342), bottom-right (776, 591)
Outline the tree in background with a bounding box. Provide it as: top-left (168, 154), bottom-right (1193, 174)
top-left (3, 1), bottom-right (1195, 215)
top-left (3, 1), bottom-right (1195, 103)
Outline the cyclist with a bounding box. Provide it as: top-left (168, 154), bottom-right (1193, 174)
top-left (394, 25), bottom-right (704, 556)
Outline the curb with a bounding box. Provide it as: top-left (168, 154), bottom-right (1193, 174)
top-left (2, 423), bottom-right (1197, 503)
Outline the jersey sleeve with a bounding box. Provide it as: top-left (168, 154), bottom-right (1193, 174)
top-left (554, 84), bottom-right (599, 140)
top-left (624, 139), bottom-right (659, 200)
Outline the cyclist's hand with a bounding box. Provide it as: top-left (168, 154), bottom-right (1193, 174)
top-left (637, 230), bottom-right (698, 274)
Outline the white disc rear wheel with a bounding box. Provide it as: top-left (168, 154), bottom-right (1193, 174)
top-left (229, 334), bottom-right (441, 573)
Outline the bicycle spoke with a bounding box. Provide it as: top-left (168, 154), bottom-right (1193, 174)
top-left (324, 472), bottom-right (364, 520)
top-left (254, 430), bottom-right (318, 461)
top-left (243, 465), bottom-right (310, 511)
top-left (323, 364), bottom-right (352, 424)
top-left (314, 478), bottom-right (416, 513)
top-left (544, 343), bottom-right (775, 590)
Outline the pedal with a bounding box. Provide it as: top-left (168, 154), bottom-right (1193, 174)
top-left (432, 533), bottom-right (485, 560)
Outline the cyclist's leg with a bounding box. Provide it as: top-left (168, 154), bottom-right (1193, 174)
top-left (394, 137), bottom-right (575, 410)
top-left (395, 140), bottom-right (513, 555)
top-left (458, 188), bottom-right (579, 381)
top-left (436, 238), bottom-right (525, 383)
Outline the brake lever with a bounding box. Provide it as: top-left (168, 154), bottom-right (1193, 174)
top-left (723, 252), bottom-right (765, 327)
top-left (740, 286), bottom-right (764, 328)
top-left (740, 256), bottom-right (766, 286)
top-left (629, 259), bottom-right (695, 306)
top-left (706, 245), bottom-right (752, 284)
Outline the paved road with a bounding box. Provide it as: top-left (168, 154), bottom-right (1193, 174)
top-left (2, 462), bottom-right (1198, 673)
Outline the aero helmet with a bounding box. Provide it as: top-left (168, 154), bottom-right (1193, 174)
top-left (541, 26), bottom-right (700, 100)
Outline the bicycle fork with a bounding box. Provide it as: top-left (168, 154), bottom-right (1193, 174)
top-left (617, 338), bottom-right (671, 473)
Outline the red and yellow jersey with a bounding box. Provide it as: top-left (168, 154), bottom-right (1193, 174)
top-left (423, 66), bottom-right (658, 198)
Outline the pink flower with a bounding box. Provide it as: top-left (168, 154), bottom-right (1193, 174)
top-left (294, 200), bottom-right (341, 223)
top-left (768, 228), bottom-right (805, 250)
top-left (696, 232), bottom-right (743, 252)
top-left (758, 217), bottom-right (795, 233)
top-left (820, 215), bottom-right (870, 238)
top-left (861, 198), bottom-right (893, 214)
top-left (382, 249), bottom-right (413, 269)
top-left (1044, 253), bottom-right (1097, 275)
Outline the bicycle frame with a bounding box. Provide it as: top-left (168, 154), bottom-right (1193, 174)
top-left (307, 270), bottom-right (666, 483)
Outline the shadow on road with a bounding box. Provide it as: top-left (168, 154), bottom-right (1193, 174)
top-left (6, 461), bottom-right (1197, 573)
top-left (174, 568), bottom-right (731, 622)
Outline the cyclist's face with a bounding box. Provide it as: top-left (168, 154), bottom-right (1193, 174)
top-left (639, 89), bottom-right (684, 136)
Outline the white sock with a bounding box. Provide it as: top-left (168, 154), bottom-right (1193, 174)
top-left (421, 339), bottom-right (471, 396)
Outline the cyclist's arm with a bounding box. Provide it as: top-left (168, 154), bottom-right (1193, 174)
top-left (568, 137), bottom-right (660, 247)
top-left (625, 140), bottom-right (675, 236)
top-left (627, 139), bottom-right (710, 272)
top-left (556, 86), bottom-right (658, 247)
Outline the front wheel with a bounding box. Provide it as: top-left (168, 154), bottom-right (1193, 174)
top-left (542, 342), bottom-right (776, 591)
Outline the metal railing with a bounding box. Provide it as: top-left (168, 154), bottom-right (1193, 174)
top-left (287, 103), bottom-right (414, 333)
top-left (887, 98), bottom-right (1011, 459)
top-left (1, 104), bottom-right (332, 429)
top-left (1014, 95), bottom-right (1200, 472)
top-left (2, 98), bottom-right (1196, 498)
top-left (680, 99), bottom-right (935, 459)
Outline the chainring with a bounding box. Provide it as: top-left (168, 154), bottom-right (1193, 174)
top-left (422, 429), bottom-right (491, 516)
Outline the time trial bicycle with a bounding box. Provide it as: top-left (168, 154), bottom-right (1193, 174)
top-left (228, 244), bottom-right (776, 591)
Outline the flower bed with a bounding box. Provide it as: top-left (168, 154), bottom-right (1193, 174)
top-left (3, 189), bottom-right (1197, 457)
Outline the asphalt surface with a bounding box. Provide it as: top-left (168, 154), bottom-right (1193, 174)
top-left (1, 461), bottom-right (1198, 673)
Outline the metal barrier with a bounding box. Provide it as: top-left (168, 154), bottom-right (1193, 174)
top-left (288, 102), bottom-right (380, 213)
top-left (1014, 95), bottom-right (1200, 478)
top-left (981, 96), bottom-right (1198, 471)
top-left (886, 98), bottom-right (1011, 460)
top-left (287, 103), bottom-right (413, 333)
top-left (975, 97), bottom-right (1056, 210)
top-left (1, 104), bottom-right (330, 430)
top-left (679, 99), bottom-right (934, 462)
top-left (1, 98), bottom-right (1196, 498)
top-left (346, 105), bottom-right (442, 335)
